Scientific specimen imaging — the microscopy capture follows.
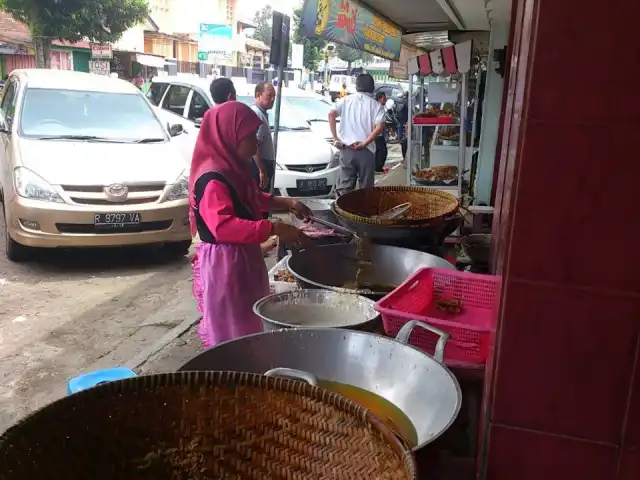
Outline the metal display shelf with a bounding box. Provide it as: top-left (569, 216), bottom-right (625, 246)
top-left (405, 41), bottom-right (474, 199)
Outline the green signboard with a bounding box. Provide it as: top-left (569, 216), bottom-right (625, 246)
top-left (198, 23), bottom-right (233, 62)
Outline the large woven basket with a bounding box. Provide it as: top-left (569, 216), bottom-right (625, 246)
top-left (335, 186), bottom-right (459, 226)
top-left (0, 371), bottom-right (417, 480)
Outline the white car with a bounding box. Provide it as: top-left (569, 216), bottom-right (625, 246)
top-left (275, 88), bottom-right (336, 142)
top-left (147, 77), bottom-right (340, 198)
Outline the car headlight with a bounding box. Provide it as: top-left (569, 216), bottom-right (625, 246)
top-left (329, 148), bottom-right (340, 168)
top-left (13, 167), bottom-right (64, 203)
top-left (167, 171), bottom-right (189, 201)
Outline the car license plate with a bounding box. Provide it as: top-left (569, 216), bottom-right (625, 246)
top-left (296, 178), bottom-right (327, 191)
top-left (94, 213), bottom-right (141, 227)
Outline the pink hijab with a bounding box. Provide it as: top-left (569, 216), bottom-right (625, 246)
top-left (188, 101), bottom-right (263, 236)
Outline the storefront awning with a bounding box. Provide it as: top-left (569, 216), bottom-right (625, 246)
top-left (135, 53), bottom-right (165, 68)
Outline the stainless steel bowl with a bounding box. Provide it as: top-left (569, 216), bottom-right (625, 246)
top-left (254, 289), bottom-right (379, 331)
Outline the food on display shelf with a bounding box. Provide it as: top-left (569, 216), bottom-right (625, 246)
top-left (413, 165), bottom-right (457, 182)
top-left (415, 107), bottom-right (448, 118)
top-left (438, 126), bottom-right (460, 141)
top-left (274, 269), bottom-right (296, 283)
top-left (436, 299), bottom-right (462, 314)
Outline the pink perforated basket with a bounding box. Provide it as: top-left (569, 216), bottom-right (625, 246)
top-left (375, 268), bottom-right (500, 366)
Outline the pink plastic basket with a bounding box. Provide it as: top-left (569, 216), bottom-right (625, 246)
top-left (375, 268), bottom-right (500, 366)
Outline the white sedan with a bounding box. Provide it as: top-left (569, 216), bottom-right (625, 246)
top-left (148, 77), bottom-right (340, 198)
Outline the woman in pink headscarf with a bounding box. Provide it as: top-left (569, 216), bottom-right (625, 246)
top-left (189, 101), bottom-right (310, 347)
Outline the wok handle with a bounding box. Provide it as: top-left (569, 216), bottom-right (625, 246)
top-left (264, 368), bottom-right (320, 387)
top-left (395, 320), bottom-right (450, 364)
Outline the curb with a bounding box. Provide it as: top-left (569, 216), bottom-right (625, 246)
top-left (375, 162), bottom-right (403, 185)
top-left (126, 315), bottom-right (200, 370)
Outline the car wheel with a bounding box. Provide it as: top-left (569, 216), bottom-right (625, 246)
top-left (165, 240), bottom-right (192, 256)
top-left (2, 205), bottom-right (31, 262)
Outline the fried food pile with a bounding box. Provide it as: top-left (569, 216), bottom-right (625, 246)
top-left (436, 299), bottom-right (462, 314)
top-left (414, 165), bottom-right (457, 182)
top-left (274, 269), bottom-right (295, 283)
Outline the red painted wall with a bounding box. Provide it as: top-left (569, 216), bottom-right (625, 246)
top-left (483, 0), bottom-right (640, 478)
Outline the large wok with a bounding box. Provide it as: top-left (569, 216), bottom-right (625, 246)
top-left (286, 243), bottom-right (454, 299)
top-left (334, 207), bottom-right (463, 246)
top-left (179, 321), bottom-right (462, 451)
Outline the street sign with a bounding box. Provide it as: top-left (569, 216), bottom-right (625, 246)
top-left (89, 60), bottom-right (110, 76)
top-left (291, 44), bottom-right (304, 70)
top-left (90, 44), bottom-right (112, 60)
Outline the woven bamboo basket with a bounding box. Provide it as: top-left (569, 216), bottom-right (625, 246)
top-left (335, 186), bottom-right (459, 227)
top-left (0, 371), bottom-right (417, 480)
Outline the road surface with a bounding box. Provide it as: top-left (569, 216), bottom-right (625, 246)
top-left (0, 224), bottom-right (198, 431)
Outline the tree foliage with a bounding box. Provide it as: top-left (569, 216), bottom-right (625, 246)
top-left (3, 0), bottom-right (149, 67)
top-left (292, 7), bottom-right (325, 71)
top-left (335, 44), bottom-right (372, 69)
top-left (251, 5), bottom-right (273, 46)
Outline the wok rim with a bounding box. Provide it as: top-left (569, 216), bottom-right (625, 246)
top-left (253, 289), bottom-right (379, 329)
top-left (179, 327), bottom-right (463, 452)
top-left (285, 244), bottom-right (455, 297)
top-left (284, 254), bottom-right (391, 297)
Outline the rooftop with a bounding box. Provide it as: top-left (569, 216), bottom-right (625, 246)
top-left (13, 69), bottom-right (141, 94)
top-left (245, 38), bottom-right (270, 52)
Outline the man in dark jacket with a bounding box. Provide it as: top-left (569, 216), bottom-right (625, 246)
top-left (374, 91), bottom-right (388, 172)
top-left (398, 91), bottom-right (409, 161)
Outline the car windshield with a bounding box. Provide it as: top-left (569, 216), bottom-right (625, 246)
top-left (19, 88), bottom-right (167, 141)
top-left (284, 97), bottom-right (333, 122)
top-left (237, 96), bottom-right (311, 130)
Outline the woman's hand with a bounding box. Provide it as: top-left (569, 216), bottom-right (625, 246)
top-left (258, 166), bottom-right (268, 189)
top-left (260, 235), bottom-right (278, 255)
top-left (289, 200), bottom-right (312, 220)
top-left (272, 222), bottom-right (310, 246)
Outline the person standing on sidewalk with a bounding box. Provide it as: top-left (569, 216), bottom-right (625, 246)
top-left (210, 77), bottom-right (236, 104)
top-left (374, 91), bottom-right (388, 173)
top-left (329, 74), bottom-right (385, 195)
top-left (203, 77), bottom-right (278, 254)
top-left (250, 83), bottom-right (276, 217)
top-left (189, 101), bottom-right (310, 347)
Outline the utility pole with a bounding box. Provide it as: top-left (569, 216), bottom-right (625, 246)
top-left (270, 12), bottom-right (290, 195)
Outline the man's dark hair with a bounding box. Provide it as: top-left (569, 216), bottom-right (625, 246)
top-left (210, 78), bottom-right (235, 105)
top-left (355, 73), bottom-right (375, 93)
top-left (255, 81), bottom-right (268, 97)
top-left (375, 91), bottom-right (386, 101)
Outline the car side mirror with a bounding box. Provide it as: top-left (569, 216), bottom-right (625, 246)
top-left (194, 118), bottom-right (203, 128)
top-left (169, 124), bottom-right (184, 137)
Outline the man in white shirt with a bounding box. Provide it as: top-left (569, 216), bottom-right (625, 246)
top-left (329, 74), bottom-right (385, 195)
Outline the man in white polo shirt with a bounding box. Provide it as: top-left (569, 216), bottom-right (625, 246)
top-left (329, 73), bottom-right (385, 195)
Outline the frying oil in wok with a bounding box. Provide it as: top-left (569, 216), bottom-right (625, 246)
top-left (319, 380), bottom-right (419, 448)
top-left (342, 235), bottom-right (398, 292)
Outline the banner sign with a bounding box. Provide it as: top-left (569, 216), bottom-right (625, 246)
top-left (389, 42), bottom-right (416, 80)
top-left (198, 23), bottom-right (233, 62)
top-left (89, 60), bottom-right (110, 76)
top-left (300, 0), bottom-right (402, 61)
top-left (91, 44), bottom-right (112, 60)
